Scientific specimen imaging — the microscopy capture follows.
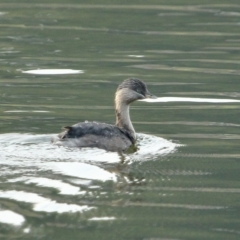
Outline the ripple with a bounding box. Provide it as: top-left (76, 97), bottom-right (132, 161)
top-left (4, 110), bottom-right (50, 113)
top-left (0, 133), bottom-right (178, 181)
top-left (216, 11), bottom-right (240, 16)
top-left (126, 201), bottom-right (224, 210)
top-left (135, 121), bottom-right (240, 127)
top-left (22, 69), bottom-right (84, 75)
top-left (213, 228), bottom-right (240, 235)
top-left (191, 22), bottom-right (240, 26)
top-left (132, 133), bottom-right (178, 161)
top-left (88, 217), bottom-right (116, 221)
top-left (158, 12), bottom-right (192, 16)
top-left (130, 64), bottom-right (240, 75)
top-left (1, 24), bottom-right (239, 37)
top-left (156, 169), bottom-right (211, 176)
top-left (205, 47), bottom-right (240, 50)
top-left (128, 55), bottom-right (144, 58)
top-left (142, 97), bottom-right (240, 103)
top-left (0, 190), bottom-right (93, 213)
top-left (172, 153), bottom-right (240, 159)
top-left (8, 177), bottom-right (84, 195)
top-left (146, 50), bottom-right (227, 54)
top-left (0, 210), bottom-right (25, 226)
top-left (149, 187), bottom-right (240, 193)
top-left (44, 162), bottom-right (117, 182)
top-left (169, 59), bottom-right (240, 65)
top-left (159, 134), bottom-right (240, 139)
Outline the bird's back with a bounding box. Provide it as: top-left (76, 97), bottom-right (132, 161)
top-left (53, 122), bottom-right (134, 152)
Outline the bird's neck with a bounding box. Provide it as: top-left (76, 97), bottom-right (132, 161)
top-left (115, 90), bottom-right (136, 141)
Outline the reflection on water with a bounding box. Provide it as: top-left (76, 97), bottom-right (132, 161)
top-left (0, 190), bottom-right (93, 213)
top-left (0, 210), bottom-right (25, 226)
top-left (22, 69), bottom-right (84, 75)
top-left (142, 97), bottom-right (240, 103)
top-left (8, 177), bottom-right (84, 195)
top-left (0, 132), bottom-right (178, 229)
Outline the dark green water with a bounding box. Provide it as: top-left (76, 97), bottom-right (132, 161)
top-left (0, 1), bottom-right (240, 239)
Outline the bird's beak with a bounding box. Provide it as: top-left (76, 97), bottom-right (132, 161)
top-left (145, 90), bottom-right (158, 99)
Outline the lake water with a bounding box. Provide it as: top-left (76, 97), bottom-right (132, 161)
top-left (0, 1), bottom-right (240, 239)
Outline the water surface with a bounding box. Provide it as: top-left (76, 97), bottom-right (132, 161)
top-left (0, 1), bottom-right (240, 239)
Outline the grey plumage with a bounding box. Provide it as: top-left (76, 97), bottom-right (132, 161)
top-left (53, 78), bottom-right (156, 152)
top-left (59, 122), bottom-right (134, 144)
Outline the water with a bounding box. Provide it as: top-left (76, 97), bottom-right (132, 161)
top-left (0, 1), bottom-right (240, 239)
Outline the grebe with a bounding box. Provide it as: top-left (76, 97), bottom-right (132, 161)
top-left (53, 78), bottom-right (157, 152)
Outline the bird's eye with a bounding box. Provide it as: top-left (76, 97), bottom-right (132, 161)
top-left (136, 89), bottom-right (141, 93)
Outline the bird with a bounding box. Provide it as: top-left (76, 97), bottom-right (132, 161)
top-left (53, 78), bottom-right (157, 152)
